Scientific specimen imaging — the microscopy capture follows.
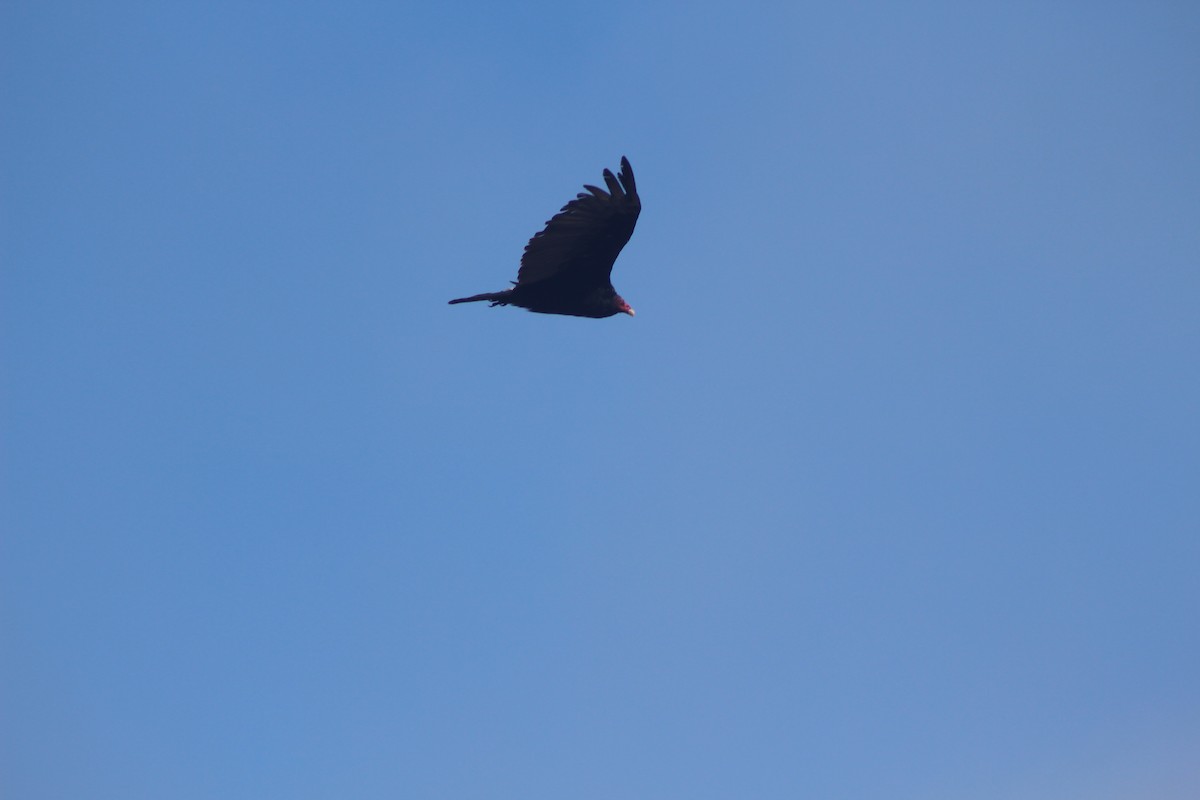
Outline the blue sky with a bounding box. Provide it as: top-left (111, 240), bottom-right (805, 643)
top-left (2, 2), bottom-right (1198, 798)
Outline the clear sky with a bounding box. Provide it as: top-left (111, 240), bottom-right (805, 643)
top-left (2, 2), bottom-right (1198, 798)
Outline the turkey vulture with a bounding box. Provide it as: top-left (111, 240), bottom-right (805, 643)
top-left (449, 157), bottom-right (640, 318)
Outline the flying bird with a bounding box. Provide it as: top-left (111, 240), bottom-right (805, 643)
top-left (449, 157), bottom-right (641, 318)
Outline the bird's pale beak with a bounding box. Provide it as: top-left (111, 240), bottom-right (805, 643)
top-left (624, 307), bottom-right (636, 317)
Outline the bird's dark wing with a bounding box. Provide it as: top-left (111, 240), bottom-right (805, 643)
top-left (516, 157), bottom-right (641, 286)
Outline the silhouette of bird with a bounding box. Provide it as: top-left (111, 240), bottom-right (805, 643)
top-left (449, 157), bottom-right (640, 318)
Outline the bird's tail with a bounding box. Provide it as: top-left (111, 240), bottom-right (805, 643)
top-left (448, 290), bottom-right (511, 306)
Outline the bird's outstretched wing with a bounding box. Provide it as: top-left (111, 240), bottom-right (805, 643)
top-left (516, 157), bottom-right (641, 286)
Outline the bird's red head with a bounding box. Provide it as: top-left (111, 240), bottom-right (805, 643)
top-left (616, 296), bottom-right (636, 317)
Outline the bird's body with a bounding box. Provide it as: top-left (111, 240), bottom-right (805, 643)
top-left (449, 157), bottom-right (641, 318)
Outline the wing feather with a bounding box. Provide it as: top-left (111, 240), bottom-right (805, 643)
top-left (517, 158), bottom-right (641, 286)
